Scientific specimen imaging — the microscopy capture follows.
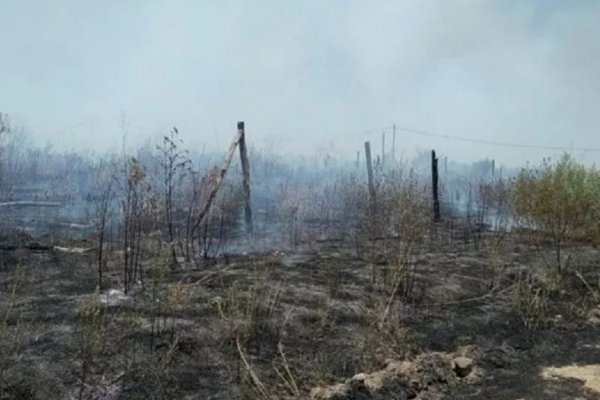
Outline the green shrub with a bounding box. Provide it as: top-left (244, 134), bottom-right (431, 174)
top-left (511, 154), bottom-right (600, 271)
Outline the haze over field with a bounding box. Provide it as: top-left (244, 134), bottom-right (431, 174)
top-left (1, 0), bottom-right (599, 165)
top-left (4, 3), bottom-right (600, 399)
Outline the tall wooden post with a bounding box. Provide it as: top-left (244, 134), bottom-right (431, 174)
top-left (365, 141), bottom-right (376, 203)
top-left (238, 121), bottom-right (253, 235)
top-left (432, 150), bottom-right (441, 223)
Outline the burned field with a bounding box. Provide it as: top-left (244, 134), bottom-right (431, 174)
top-left (3, 1), bottom-right (600, 398)
top-left (1, 216), bottom-right (600, 399)
top-left (0, 120), bottom-right (599, 399)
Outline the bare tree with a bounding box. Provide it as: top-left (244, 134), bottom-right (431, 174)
top-left (121, 157), bottom-right (150, 293)
top-left (91, 158), bottom-right (118, 291)
top-left (156, 127), bottom-right (190, 266)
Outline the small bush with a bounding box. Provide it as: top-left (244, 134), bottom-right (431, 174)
top-left (510, 273), bottom-right (551, 331)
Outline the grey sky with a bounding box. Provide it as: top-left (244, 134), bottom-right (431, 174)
top-left (1, 1), bottom-right (599, 165)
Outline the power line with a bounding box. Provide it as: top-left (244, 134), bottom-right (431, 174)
top-left (394, 126), bottom-right (600, 152)
top-left (353, 126), bottom-right (394, 136)
top-left (356, 124), bottom-right (600, 153)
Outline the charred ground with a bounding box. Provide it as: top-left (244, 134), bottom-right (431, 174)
top-left (0, 221), bottom-right (599, 399)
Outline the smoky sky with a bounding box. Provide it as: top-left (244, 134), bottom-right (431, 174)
top-left (1, 1), bottom-right (599, 166)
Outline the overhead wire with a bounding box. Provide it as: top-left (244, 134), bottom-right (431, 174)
top-left (355, 124), bottom-right (600, 153)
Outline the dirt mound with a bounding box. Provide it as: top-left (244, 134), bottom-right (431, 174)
top-left (310, 349), bottom-right (480, 400)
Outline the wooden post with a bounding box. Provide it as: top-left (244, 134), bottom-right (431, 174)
top-left (238, 121), bottom-right (253, 236)
top-left (365, 141), bottom-right (376, 203)
top-left (432, 150), bottom-right (441, 223)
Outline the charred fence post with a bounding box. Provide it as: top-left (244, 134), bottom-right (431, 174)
top-left (238, 121), bottom-right (253, 236)
top-left (432, 150), bottom-right (441, 223)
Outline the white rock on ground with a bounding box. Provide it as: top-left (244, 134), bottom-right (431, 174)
top-left (452, 356), bottom-right (474, 378)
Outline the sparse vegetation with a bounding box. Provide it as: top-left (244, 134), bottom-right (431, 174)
top-left (0, 117), bottom-right (598, 399)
